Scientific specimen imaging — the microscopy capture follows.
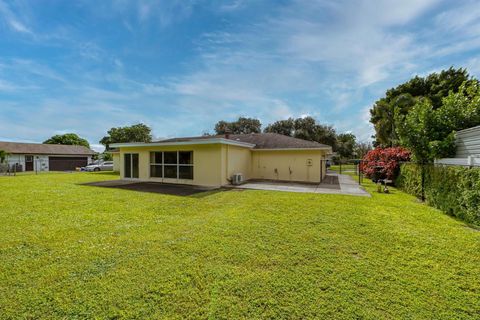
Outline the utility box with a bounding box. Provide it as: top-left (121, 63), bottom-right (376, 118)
top-left (231, 173), bottom-right (244, 185)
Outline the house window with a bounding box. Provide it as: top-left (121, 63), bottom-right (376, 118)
top-left (178, 151), bottom-right (193, 179)
top-left (164, 151), bottom-right (178, 178)
top-left (150, 152), bottom-right (163, 178)
top-left (149, 151), bottom-right (193, 179)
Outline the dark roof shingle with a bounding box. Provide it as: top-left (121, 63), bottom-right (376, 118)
top-left (160, 133), bottom-right (331, 150)
top-left (0, 141), bottom-right (95, 155)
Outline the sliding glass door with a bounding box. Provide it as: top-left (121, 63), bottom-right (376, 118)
top-left (124, 153), bottom-right (139, 178)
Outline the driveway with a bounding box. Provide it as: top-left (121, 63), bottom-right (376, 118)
top-left (235, 172), bottom-right (370, 197)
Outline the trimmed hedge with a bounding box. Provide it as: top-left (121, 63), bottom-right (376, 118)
top-left (397, 164), bottom-right (480, 226)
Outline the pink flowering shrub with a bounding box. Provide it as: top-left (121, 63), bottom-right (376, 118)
top-left (362, 147), bottom-right (411, 181)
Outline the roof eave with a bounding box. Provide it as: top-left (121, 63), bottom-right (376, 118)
top-left (251, 147), bottom-right (332, 151)
top-left (110, 138), bottom-right (256, 149)
top-left (5, 152), bottom-right (95, 155)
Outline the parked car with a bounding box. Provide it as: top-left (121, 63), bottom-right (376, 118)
top-left (84, 161), bottom-right (114, 172)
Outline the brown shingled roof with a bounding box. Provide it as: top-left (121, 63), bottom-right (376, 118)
top-left (0, 141), bottom-right (95, 155)
top-left (160, 133), bottom-right (331, 150)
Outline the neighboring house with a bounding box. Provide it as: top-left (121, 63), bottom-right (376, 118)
top-left (435, 125), bottom-right (480, 166)
top-left (0, 141), bottom-right (95, 172)
top-left (111, 133), bottom-right (332, 187)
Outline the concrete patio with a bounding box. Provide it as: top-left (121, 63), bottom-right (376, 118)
top-left (83, 171), bottom-right (370, 197)
top-left (235, 171), bottom-right (370, 197)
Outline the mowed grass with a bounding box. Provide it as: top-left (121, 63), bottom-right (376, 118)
top-left (329, 164), bottom-right (358, 172)
top-left (0, 173), bottom-right (479, 319)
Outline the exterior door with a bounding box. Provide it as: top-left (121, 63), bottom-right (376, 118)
top-left (124, 154), bottom-right (139, 178)
top-left (25, 155), bottom-right (34, 171)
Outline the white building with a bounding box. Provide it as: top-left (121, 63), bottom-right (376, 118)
top-left (435, 125), bottom-right (480, 167)
top-left (0, 141), bottom-right (95, 172)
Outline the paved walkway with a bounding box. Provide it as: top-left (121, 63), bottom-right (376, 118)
top-left (236, 172), bottom-right (370, 197)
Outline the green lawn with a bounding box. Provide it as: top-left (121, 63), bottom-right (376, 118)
top-left (0, 173), bottom-right (479, 319)
top-left (329, 164), bottom-right (357, 172)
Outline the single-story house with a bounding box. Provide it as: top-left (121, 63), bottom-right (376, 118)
top-left (435, 125), bottom-right (480, 167)
top-left (110, 133), bottom-right (332, 187)
top-left (0, 141), bottom-right (95, 172)
top-left (107, 148), bottom-right (120, 172)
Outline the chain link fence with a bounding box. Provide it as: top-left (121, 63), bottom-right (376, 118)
top-left (331, 159), bottom-right (365, 185)
top-left (0, 158), bottom-right (50, 176)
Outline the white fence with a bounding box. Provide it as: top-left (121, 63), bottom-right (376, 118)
top-left (435, 156), bottom-right (480, 167)
top-left (455, 125), bottom-right (480, 158)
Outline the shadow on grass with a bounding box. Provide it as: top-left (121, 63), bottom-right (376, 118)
top-left (188, 188), bottom-right (235, 198)
top-left (82, 180), bottom-right (228, 198)
top-left (88, 171), bottom-right (120, 177)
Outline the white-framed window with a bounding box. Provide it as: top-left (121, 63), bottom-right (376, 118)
top-left (150, 151), bottom-right (193, 179)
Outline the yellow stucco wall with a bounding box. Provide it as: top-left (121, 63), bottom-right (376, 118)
top-left (221, 144), bottom-right (252, 184)
top-left (119, 144), bottom-right (224, 187)
top-left (118, 144), bottom-right (328, 186)
top-left (251, 150), bottom-right (326, 183)
top-left (112, 153), bottom-right (120, 172)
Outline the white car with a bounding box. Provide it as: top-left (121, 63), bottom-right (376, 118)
top-left (85, 161), bottom-right (114, 172)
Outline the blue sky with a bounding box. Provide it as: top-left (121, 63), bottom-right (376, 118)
top-left (1, 0), bottom-right (479, 151)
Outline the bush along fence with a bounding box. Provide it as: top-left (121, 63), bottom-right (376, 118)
top-left (397, 163), bottom-right (480, 226)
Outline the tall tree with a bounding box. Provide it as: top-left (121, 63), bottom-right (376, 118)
top-left (313, 124), bottom-right (337, 150)
top-left (43, 133), bottom-right (90, 148)
top-left (265, 116), bottom-right (337, 149)
top-left (293, 117), bottom-right (319, 141)
top-left (370, 67), bottom-right (473, 147)
top-left (264, 118), bottom-right (295, 136)
top-left (101, 152), bottom-right (113, 161)
top-left (336, 133), bottom-right (356, 159)
top-left (100, 123), bottom-right (152, 150)
top-left (354, 141), bottom-right (373, 159)
top-left (396, 81), bottom-right (480, 163)
top-left (0, 150), bottom-right (9, 163)
top-left (214, 117), bottom-right (261, 134)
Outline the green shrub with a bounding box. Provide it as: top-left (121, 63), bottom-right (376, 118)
top-left (396, 164), bottom-right (423, 198)
top-left (398, 164), bottom-right (480, 225)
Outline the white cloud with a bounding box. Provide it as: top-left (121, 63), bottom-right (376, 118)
top-left (435, 0), bottom-right (480, 33)
top-left (4, 59), bottom-right (66, 83)
top-left (0, 0), bottom-right (33, 35)
top-left (218, 0), bottom-right (245, 12)
top-left (464, 57), bottom-right (480, 78)
top-left (106, 0), bottom-right (197, 27)
top-left (0, 79), bottom-right (19, 92)
top-left (272, 0), bottom-right (437, 86)
top-left (334, 105), bottom-right (373, 141)
top-left (157, 0), bottom-right (443, 140)
top-left (91, 144), bottom-right (105, 152)
top-left (2, 0), bottom-right (479, 145)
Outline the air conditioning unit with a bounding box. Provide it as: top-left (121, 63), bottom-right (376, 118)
top-left (231, 173), bottom-right (244, 185)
